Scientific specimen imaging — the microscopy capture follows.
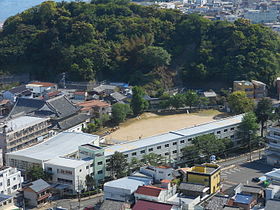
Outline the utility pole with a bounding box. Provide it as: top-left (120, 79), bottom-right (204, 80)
top-left (78, 175), bottom-right (81, 210)
top-left (248, 130), bottom-right (253, 162)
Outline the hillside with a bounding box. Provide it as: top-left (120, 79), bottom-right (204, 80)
top-left (0, 0), bottom-right (280, 91)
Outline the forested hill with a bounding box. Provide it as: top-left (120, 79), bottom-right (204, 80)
top-left (0, 0), bottom-right (280, 91)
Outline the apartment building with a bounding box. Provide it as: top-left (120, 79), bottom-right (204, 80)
top-left (104, 115), bottom-right (244, 168)
top-left (0, 116), bottom-right (50, 156)
top-left (0, 166), bottom-right (23, 195)
top-left (45, 157), bottom-right (93, 194)
top-left (266, 127), bottom-right (280, 166)
top-left (251, 80), bottom-right (267, 99)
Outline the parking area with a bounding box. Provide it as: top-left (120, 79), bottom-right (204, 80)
top-left (221, 159), bottom-right (274, 192)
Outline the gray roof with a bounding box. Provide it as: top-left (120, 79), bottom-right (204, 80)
top-left (203, 195), bottom-right (229, 210)
top-left (203, 91), bottom-right (217, 98)
top-left (7, 85), bottom-right (28, 94)
top-left (10, 95), bottom-right (79, 119)
top-left (93, 85), bottom-right (116, 93)
top-left (265, 199), bottom-right (280, 210)
top-left (55, 113), bottom-right (90, 130)
top-left (179, 183), bottom-right (208, 192)
top-left (265, 169), bottom-right (280, 181)
top-left (28, 179), bottom-right (50, 193)
top-left (104, 114), bottom-right (244, 156)
top-left (241, 185), bottom-right (263, 194)
top-left (45, 157), bottom-right (92, 168)
top-left (6, 132), bottom-right (99, 162)
top-left (100, 200), bottom-right (128, 210)
top-left (110, 92), bottom-right (126, 101)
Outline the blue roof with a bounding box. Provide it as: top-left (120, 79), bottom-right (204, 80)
top-left (0, 194), bottom-right (12, 203)
top-left (104, 176), bottom-right (152, 193)
top-left (235, 193), bottom-right (253, 204)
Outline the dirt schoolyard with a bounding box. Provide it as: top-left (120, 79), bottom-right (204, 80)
top-left (105, 110), bottom-right (225, 143)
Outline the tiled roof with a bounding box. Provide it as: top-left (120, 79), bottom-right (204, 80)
top-left (56, 113), bottom-right (90, 130)
top-left (135, 186), bottom-right (164, 197)
top-left (110, 92), bottom-right (126, 101)
top-left (28, 82), bottom-right (56, 87)
top-left (161, 179), bottom-right (171, 183)
top-left (28, 179), bottom-right (50, 193)
top-left (10, 98), bottom-right (45, 117)
top-left (179, 183), bottom-right (208, 192)
top-left (7, 85), bottom-right (28, 94)
top-left (132, 200), bottom-right (173, 210)
top-left (78, 100), bottom-right (110, 109)
top-left (74, 91), bottom-right (86, 95)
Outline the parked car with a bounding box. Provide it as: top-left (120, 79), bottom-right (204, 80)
top-left (252, 177), bottom-right (260, 182)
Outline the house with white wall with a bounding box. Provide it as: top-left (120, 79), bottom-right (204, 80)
top-left (0, 166), bottom-right (23, 195)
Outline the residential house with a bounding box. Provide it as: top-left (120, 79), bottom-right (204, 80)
top-left (233, 81), bottom-right (254, 98)
top-left (0, 100), bottom-right (13, 116)
top-left (0, 194), bottom-right (16, 209)
top-left (202, 195), bottom-right (230, 210)
top-left (23, 179), bottom-right (51, 207)
top-left (77, 100), bottom-right (111, 118)
top-left (139, 166), bottom-right (174, 183)
top-left (107, 92), bottom-right (127, 104)
top-left (232, 193), bottom-right (257, 210)
top-left (167, 193), bottom-right (201, 210)
top-left (0, 116), bottom-right (51, 156)
top-left (134, 180), bottom-right (176, 203)
top-left (265, 127), bottom-right (280, 166)
top-left (26, 82), bottom-right (57, 98)
top-left (3, 85), bottom-right (32, 102)
top-left (73, 91), bottom-right (88, 101)
top-left (103, 176), bottom-right (152, 203)
top-left (0, 166), bottom-right (23, 195)
top-left (252, 80), bottom-right (267, 99)
top-left (184, 163), bottom-right (221, 194)
top-left (93, 85), bottom-right (116, 96)
top-left (234, 184), bottom-right (264, 202)
top-left (132, 199), bottom-right (176, 210)
top-left (44, 157), bottom-right (93, 194)
top-left (179, 183), bottom-right (209, 199)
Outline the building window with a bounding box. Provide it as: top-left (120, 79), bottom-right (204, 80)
top-left (90, 163), bottom-right (93, 167)
top-left (148, 148), bottom-right (153, 152)
top-left (231, 135), bottom-right (234, 138)
top-left (157, 146), bottom-right (161, 149)
top-left (98, 161), bottom-right (103, 165)
top-left (165, 144), bottom-right (169, 148)
top-left (217, 131), bottom-right (221, 134)
top-left (141, 150), bottom-right (145, 154)
top-left (106, 159), bottom-right (110, 163)
top-left (230, 127), bottom-right (235, 131)
top-left (80, 169), bottom-right (82, 172)
top-left (224, 129), bottom-right (228, 132)
top-left (188, 138), bottom-right (192, 141)
top-left (172, 150), bottom-right (177, 154)
top-left (124, 154), bottom-right (128, 158)
top-left (86, 166), bottom-right (89, 169)
top-left (47, 167), bottom-right (52, 172)
top-left (173, 142), bottom-right (177, 145)
top-left (180, 140), bottom-right (185, 144)
top-left (165, 152), bottom-right (169, 156)
top-left (132, 152), bottom-right (137, 156)
top-left (97, 170), bottom-right (103, 174)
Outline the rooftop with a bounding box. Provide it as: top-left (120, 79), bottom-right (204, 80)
top-left (27, 82), bottom-right (56, 87)
top-left (80, 144), bottom-right (103, 151)
top-left (1, 116), bottom-right (49, 133)
top-left (135, 185), bottom-right (164, 197)
top-left (132, 200), bottom-right (173, 210)
top-left (104, 176), bottom-right (152, 193)
top-left (45, 157), bottom-right (92, 168)
top-left (6, 132), bottom-right (99, 162)
top-left (104, 114), bottom-right (244, 157)
top-left (0, 194), bottom-right (12, 203)
top-left (203, 195), bottom-right (229, 210)
top-left (26, 179), bottom-right (50, 193)
top-left (179, 183), bottom-right (209, 192)
top-left (265, 168), bottom-right (280, 180)
top-left (234, 193), bottom-right (253, 204)
top-left (78, 100), bottom-right (110, 110)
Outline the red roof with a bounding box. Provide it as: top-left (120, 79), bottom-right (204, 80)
top-left (133, 200), bottom-right (173, 210)
top-left (78, 100), bottom-right (110, 110)
top-left (135, 186), bottom-right (164, 197)
top-left (161, 179), bottom-right (171, 183)
top-left (157, 165), bottom-right (171, 169)
top-left (29, 82), bottom-right (56, 87)
top-left (74, 91), bottom-right (86, 95)
top-left (0, 100), bottom-right (10, 105)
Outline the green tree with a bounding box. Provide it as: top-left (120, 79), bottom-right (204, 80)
top-left (107, 152), bottom-right (128, 179)
top-left (255, 98), bottom-right (274, 137)
top-left (26, 166), bottom-right (49, 181)
top-left (112, 103), bottom-right (131, 124)
top-left (183, 90), bottom-right (200, 110)
top-left (85, 174), bottom-right (95, 191)
top-left (181, 145), bottom-right (201, 166)
top-left (131, 86), bottom-right (149, 115)
top-left (138, 46), bottom-right (171, 69)
top-left (129, 157), bottom-right (143, 173)
top-left (143, 153), bottom-right (166, 166)
top-left (169, 94), bottom-right (185, 109)
top-left (228, 91), bottom-right (255, 114)
top-left (238, 112), bottom-right (259, 148)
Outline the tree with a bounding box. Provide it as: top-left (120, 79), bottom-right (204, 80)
top-left (183, 90), bottom-right (200, 110)
top-left (129, 157), bottom-right (142, 173)
top-left (143, 153), bottom-right (166, 166)
top-left (169, 94), bottom-right (185, 109)
top-left (26, 166), bottom-right (48, 181)
top-left (181, 145), bottom-right (200, 166)
top-left (85, 175), bottom-right (95, 191)
top-left (131, 86), bottom-right (149, 115)
top-left (255, 98), bottom-right (273, 137)
top-left (112, 103), bottom-right (131, 124)
top-left (238, 112), bottom-right (259, 148)
top-left (107, 152), bottom-right (128, 179)
top-left (228, 91), bottom-right (255, 114)
top-left (138, 46), bottom-right (171, 69)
